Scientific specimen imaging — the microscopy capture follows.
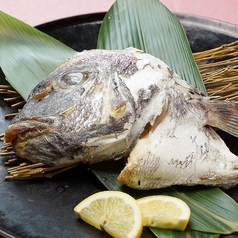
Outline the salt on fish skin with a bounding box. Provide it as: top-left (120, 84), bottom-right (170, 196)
top-left (118, 76), bottom-right (238, 189)
top-left (4, 48), bottom-right (238, 189)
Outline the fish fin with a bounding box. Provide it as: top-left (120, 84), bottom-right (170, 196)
top-left (206, 99), bottom-right (238, 137)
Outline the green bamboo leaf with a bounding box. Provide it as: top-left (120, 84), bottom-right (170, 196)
top-left (97, 0), bottom-right (206, 93)
top-left (171, 186), bottom-right (238, 234)
top-left (150, 227), bottom-right (220, 238)
top-left (0, 11), bottom-right (77, 100)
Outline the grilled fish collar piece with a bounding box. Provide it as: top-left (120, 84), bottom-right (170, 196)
top-left (118, 76), bottom-right (238, 189)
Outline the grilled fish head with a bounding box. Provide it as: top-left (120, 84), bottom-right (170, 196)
top-left (5, 49), bottom-right (149, 165)
top-left (4, 48), bottom-right (238, 189)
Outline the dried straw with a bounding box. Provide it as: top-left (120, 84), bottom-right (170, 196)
top-left (5, 161), bottom-right (81, 180)
top-left (194, 40), bottom-right (238, 101)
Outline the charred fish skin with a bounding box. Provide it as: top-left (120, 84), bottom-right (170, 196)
top-left (4, 48), bottom-right (238, 189)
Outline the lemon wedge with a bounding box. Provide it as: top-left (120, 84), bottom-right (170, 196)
top-left (137, 195), bottom-right (190, 231)
top-left (74, 191), bottom-right (143, 238)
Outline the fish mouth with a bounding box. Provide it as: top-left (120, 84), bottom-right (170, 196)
top-left (4, 117), bottom-right (57, 159)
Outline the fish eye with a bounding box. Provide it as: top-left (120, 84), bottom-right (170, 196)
top-left (59, 72), bottom-right (88, 87)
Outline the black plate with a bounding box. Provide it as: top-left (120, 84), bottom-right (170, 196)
top-left (1, 13), bottom-right (238, 238)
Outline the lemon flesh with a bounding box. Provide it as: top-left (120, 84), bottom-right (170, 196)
top-left (137, 195), bottom-right (190, 231)
top-left (74, 191), bottom-right (142, 238)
